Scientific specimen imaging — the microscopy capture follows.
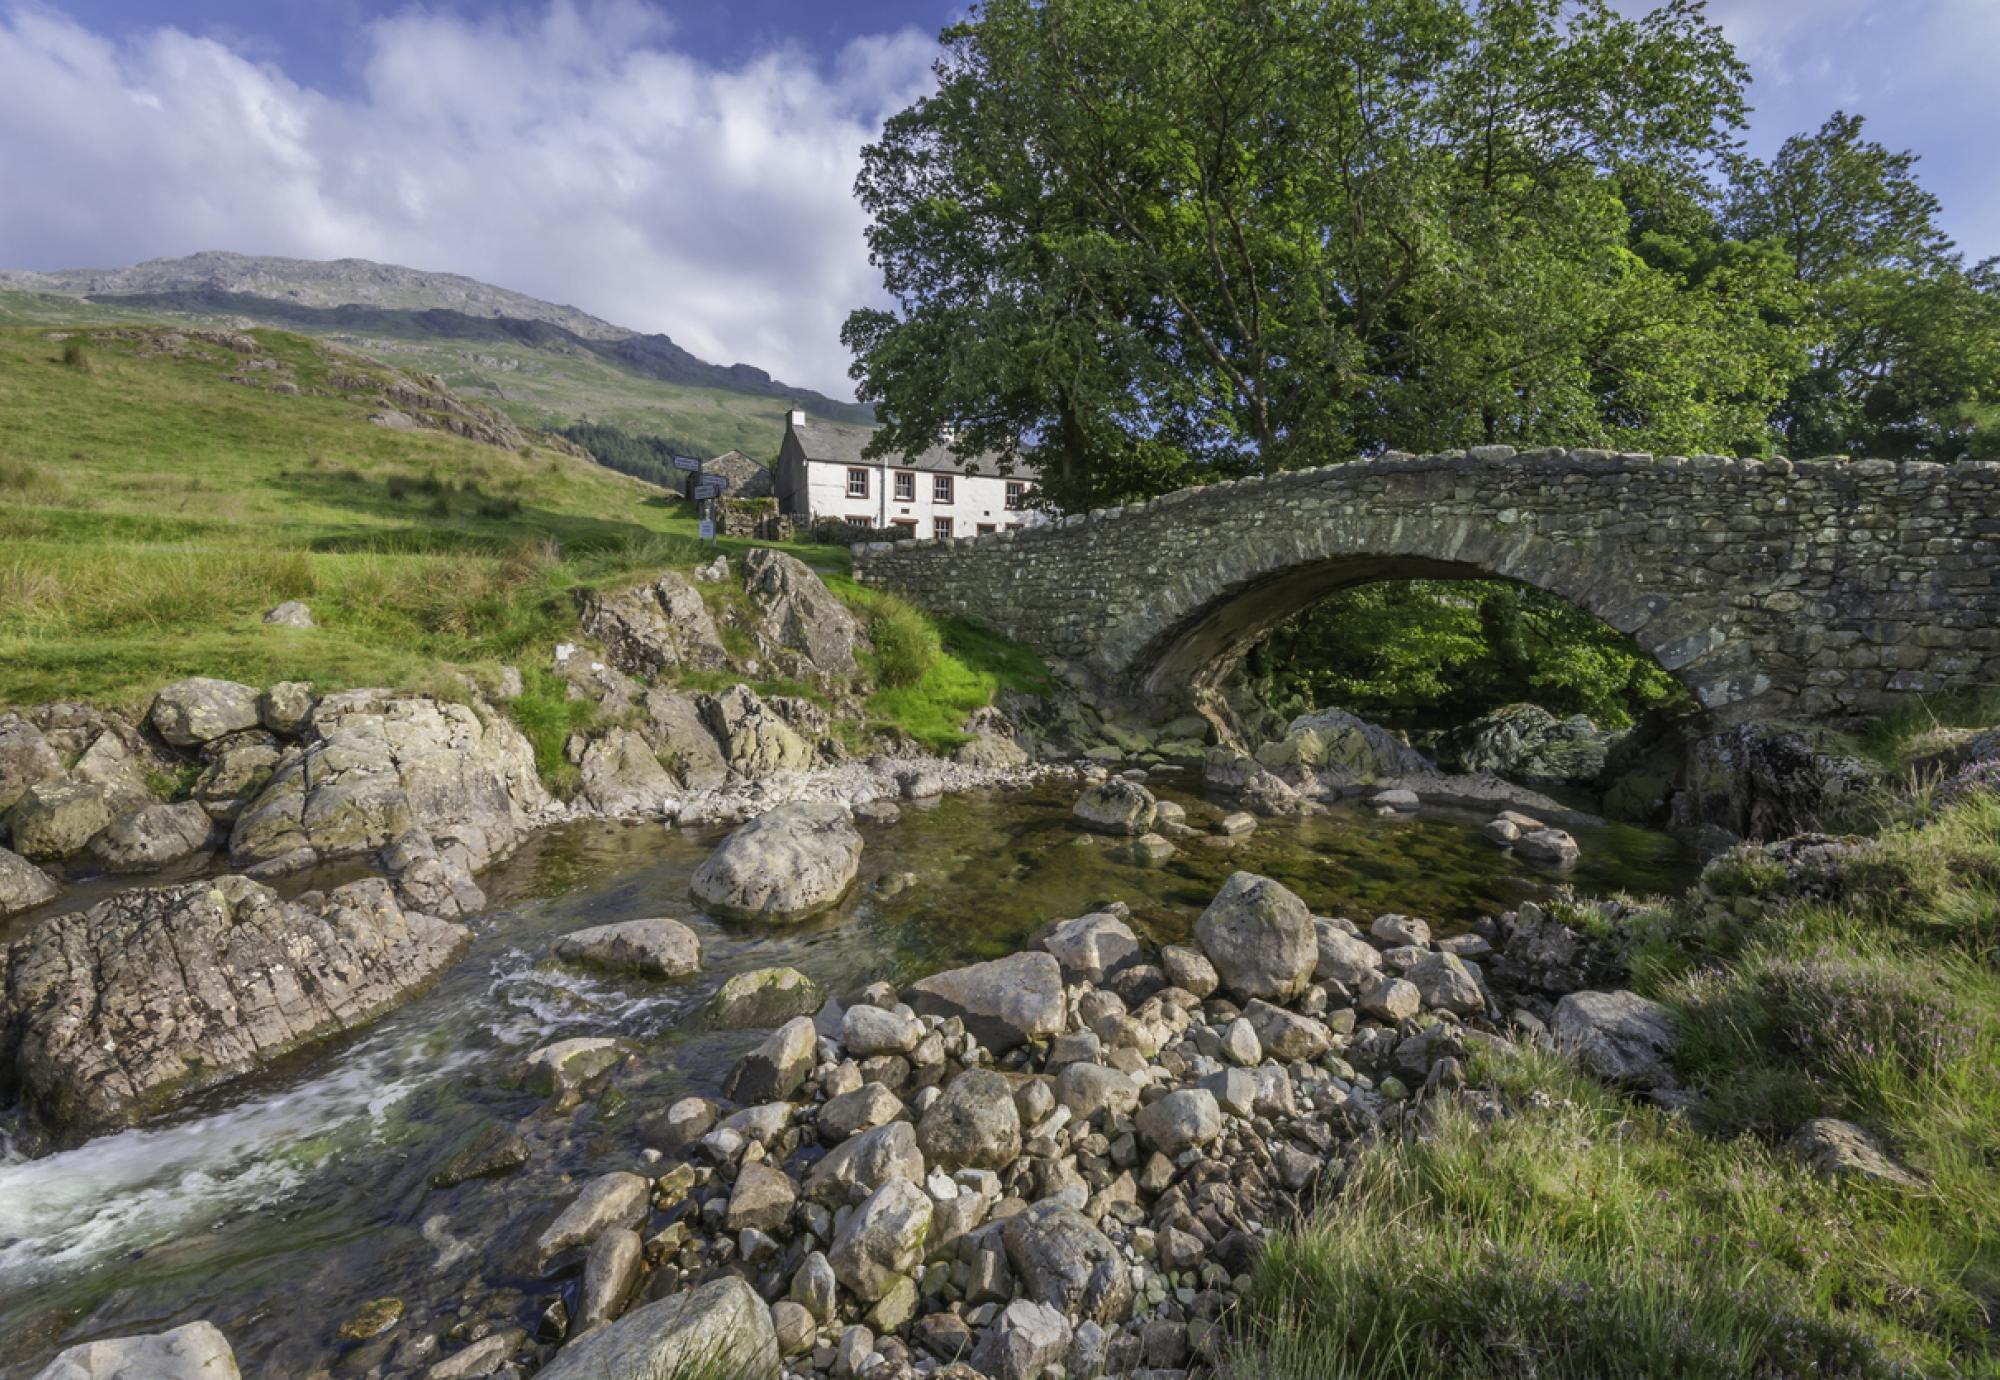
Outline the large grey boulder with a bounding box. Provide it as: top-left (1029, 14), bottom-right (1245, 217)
top-left (66, 731), bottom-right (154, 816)
top-left (1286, 708), bottom-right (1433, 781)
top-left (970, 1300), bottom-right (1073, 1380)
top-left (229, 691), bottom-right (547, 875)
top-left (0, 716), bottom-right (65, 814)
top-left (805, 1120), bottom-right (926, 1204)
top-left (6, 781), bottom-right (111, 861)
top-left (743, 547), bottom-right (865, 683)
top-left (707, 966), bottom-right (824, 1029)
top-left (1406, 951), bottom-right (1485, 1016)
top-left (702, 685), bottom-right (816, 778)
top-left (149, 677), bottom-right (262, 747)
top-left (535, 1171), bottom-right (651, 1264)
top-left (1193, 872), bottom-right (1317, 1002)
top-left (725, 1016), bottom-right (819, 1103)
top-left (575, 571), bottom-right (729, 678)
top-left (690, 802), bottom-right (862, 921)
top-left (0, 846), bottom-right (59, 918)
top-left (536, 1276), bottom-right (779, 1380)
top-left (1000, 1202), bottom-right (1135, 1323)
top-left (917, 1068), bottom-right (1023, 1172)
top-left (1037, 910), bottom-right (1143, 985)
top-left (1313, 920), bottom-right (1383, 986)
top-left (86, 801), bottom-right (216, 873)
top-left (1551, 990), bottom-right (1678, 1088)
top-left (577, 729), bottom-right (676, 813)
top-left (830, 1178), bottom-right (933, 1300)
top-left (1436, 703), bottom-right (1616, 784)
top-left (1071, 778), bottom-right (1156, 836)
top-left (0, 876), bottom-right (468, 1140)
top-left (907, 951), bottom-right (1065, 1053)
top-left (30, 1321), bottom-right (240, 1380)
top-left (553, 918), bottom-right (701, 978)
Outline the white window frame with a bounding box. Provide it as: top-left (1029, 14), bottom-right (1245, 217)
top-left (1005, 480), bottom-right (1027, 510)
top-left (933, 474), bottom-right (954, 504)
top-left (893, 470), bottom-right (916, 502)
top-left (847, 467), bottom-right (869, 499)
top-left (932, 516), bottom-right (954, 541)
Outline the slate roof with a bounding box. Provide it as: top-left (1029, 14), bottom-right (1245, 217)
top-left (792, 416), bottom-right (1037, 479)
top-left (688, 449), bottom-right (773, 498)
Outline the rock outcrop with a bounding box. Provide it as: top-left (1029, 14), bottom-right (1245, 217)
top-left (0, 876), bottom-right (467, 1139)
top-left (0, 846), bottom-right (59, 918)
top-left (1435, 703), bottom-right (1619, 784)
top-left (743, 548), bottom-right (866, 684)
top-left (575, 572), bottom-right (731, 679)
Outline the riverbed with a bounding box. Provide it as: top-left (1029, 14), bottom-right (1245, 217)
top-left (0, 779), bottom-right (1693, 1376)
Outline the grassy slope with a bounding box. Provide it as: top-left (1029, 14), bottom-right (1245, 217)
top-left (0, 289), bottom-right (799, 458)
top-left (0, 324), bottom-right (1040, 762)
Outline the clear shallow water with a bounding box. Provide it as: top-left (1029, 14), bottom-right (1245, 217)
top-left (0, 782), bottom-right (1693, 1376)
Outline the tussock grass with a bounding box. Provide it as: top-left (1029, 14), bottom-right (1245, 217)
top-left (868, 595), bottom-right (943, 687)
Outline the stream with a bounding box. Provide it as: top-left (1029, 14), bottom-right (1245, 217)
top-left (0, 779), bottom-right (1694, 1376)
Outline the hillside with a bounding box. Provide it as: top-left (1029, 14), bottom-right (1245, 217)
top-left (0, 252), bottom-right (871, 459)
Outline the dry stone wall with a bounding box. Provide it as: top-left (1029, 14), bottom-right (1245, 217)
top-left (852, 448), bottom-right (2000, 726)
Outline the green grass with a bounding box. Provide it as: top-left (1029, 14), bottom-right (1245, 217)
top-left (1842, 689), bottom-right (2000, 773)
top-left (1244, 789), bottom-right (2000, 1378)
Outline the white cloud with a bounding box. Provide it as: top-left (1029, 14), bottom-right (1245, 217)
top-left (0, 0), bottom-right (940, 397)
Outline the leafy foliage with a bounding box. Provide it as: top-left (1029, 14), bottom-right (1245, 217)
top-left (556, 421), bottom-right (711, 489)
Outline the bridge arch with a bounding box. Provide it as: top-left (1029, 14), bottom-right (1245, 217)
top-left (853, 449), bottom-right (2000, 729)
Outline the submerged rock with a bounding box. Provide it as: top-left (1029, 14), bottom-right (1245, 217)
top-left (30, 1321), bottom-right (240, 1380)
top-left (690, 801), bottom-right (862, 920)
top-left (707, 966), bottom-right (824, 1029)
top-left (553, 917), bottom-right (702, 978)
top-left (0, 876), bottom-right (467, 1139)
top-left (537, 1276), bottom-right (779, 1380)
top-left (1071, 778), bottom-right (1157, 836)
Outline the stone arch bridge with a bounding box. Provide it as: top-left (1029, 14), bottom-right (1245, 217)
top-left (851, 448), bottom-right (2000, 727)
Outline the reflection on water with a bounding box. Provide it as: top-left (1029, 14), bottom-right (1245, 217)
top-left (0, 780), bottom-right (1692, 1376)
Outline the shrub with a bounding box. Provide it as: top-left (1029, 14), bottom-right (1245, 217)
top-left (60, 340), bottom-right (91, 372)
top-left (870, 597), bottom-right (941, 687)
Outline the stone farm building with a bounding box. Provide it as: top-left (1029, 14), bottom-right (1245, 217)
top-left (681, 449), bottom-right (772, 500)
top-left (774, 407), bottom-right (1039, 539)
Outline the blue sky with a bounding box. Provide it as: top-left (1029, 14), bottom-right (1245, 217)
top-left (2, 1), bottom-right (1994, 398)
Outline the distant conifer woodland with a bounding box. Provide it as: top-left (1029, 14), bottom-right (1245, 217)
top-left (845, 0), bottom-right (1999, 726)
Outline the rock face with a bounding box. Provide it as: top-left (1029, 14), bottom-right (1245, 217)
top-left (1551, 989), bottom-right (1678, 1088)
top-left (1193, 872), bottom-right (1317, 1002)
top-left (575, 571), bottom-right (729, 678)
top-left (689, 801), bottom-right (863, 920)
top-left (30, 1321), bottom-right (240, 1380)
top-left (229, 690), bottom-right (547, 876)
top-left (1671, 723), bottom-right (1876, 846)
top-left (0, 847), bottom-right (59, 917)
top-left (743, 548), bottom-right (865, 683)
top-left (701, 685), bottom-right (816, 778)
top-left (537, 1276), bottom-right (779, 1380)
top-left (1436, 703), bottom-right (1617, 784)
top-left (149, 677), bottom-right (263, 747)
top-left (576, 729), bottom-right (676, 814)
top-left (907, 951), bottom-right (1066, 1052)
top-left (0, 876), bottom-right (468, 1139)
top-left (1284, 708), bottom-right (1434, 781)
top-left (1071, 778), bottom-right (1157, 836)
top-left (553, 918), bottom-right (702, 978)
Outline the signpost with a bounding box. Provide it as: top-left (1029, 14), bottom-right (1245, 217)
top-left (693, 480), bottom-right (726, 501)
top-left (671, 455), bottom-right (703, 473)
top-left (698, 519), bottom-right (716, 542)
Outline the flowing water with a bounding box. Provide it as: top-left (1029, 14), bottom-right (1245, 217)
top-left (0, 781), bottom-right (1693, 1376)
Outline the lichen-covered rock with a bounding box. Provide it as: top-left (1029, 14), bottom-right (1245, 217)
top-left (830, 1178), bottom-right (932, 1301)
top-left (917, 1068), bottom-right (1022, 1172)
top-left (1671, 723), bottom-right (1876, 847)
top-left (553, 918), bottom-right (701, 978)
top-left (1436, 703), bottom-right (1618, 784)
top-left (258, 682), bottom-right (315, 736)
top-left (1406, 951), bottom-right (1485, 1016)
top-left (724, 1016), bottom-right (819, 1103)
top-left (149, 677), bottom-right (262, 747)
top-left (907, 951), bottom-right (1065, 1052)
top-left (743, 547), bottom-right (865, 683)
top-left (1788, 1117), bottom-right (1924, 1189)
top-left (86, 801), bottom-right (217, 873)
top-left (1071, 778), bottom-right (1156, 836)
top-left (574, 571), bottom-right (729, 678)
top-left (262, 600), bottom-right (314, 629)
top-left (192, 732), bottom-right (284, 822)
top-left (5, 781), bottom-right (111, 860)
top-left (999, 1202), bottom-right (1135, 1324)
top-left (536, 1276), bottom-right (778, 1380)
top-left (229, 691), bottom-right (548, 874)
top-left (535, 1171), bottom-right (651, 1264)
top-left (517, 1037), bottom-right (625, 1096)
top-left (707, 966), bottom-right (824, 1029)
top-left (805, 1120), bottom-right (926, 1204)
top-left (690, 801), bottom-right (862, 920)
top-left (1134, 1088), bottom-right (1222, 1156)
top-left (577, 729), bottom-right (676, 813)
top-left (0, 846), bottom-right (59, 918)
top-left (1193, 872), bottom-right (1317, 1002)
top-left (0, 715), bottom-right (65, 815)
top-left (0, 876), bottom-right (468, 1139)
top-left (1287, 708), bottom-right (1433, 781)
top-left (701, 685), bottom-right (816, 778)
top-left (30, 1320), bottom-right (240, 1380)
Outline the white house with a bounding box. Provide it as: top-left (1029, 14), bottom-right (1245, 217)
top-left (773, 408), bottom-right (1040, 540)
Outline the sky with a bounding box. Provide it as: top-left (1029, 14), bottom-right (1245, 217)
top-left (1, 1), bottom-right (1994, 401)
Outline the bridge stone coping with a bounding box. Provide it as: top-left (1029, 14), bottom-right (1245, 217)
top-left (852, 448), bottom-right (2000, 727)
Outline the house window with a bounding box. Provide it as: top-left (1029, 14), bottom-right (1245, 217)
top-left (932, 516), bottom-right (954, 541)
top-left (1005, 480), bottom-right (1027, 510)
top-left (847, 467), bottom-right (869, 498)
top-left (891, 519), bottom-right (918, 536)
top-left (976, 523), bottom-right (997, 535)
top-left (893, 471), bottom-right (916, 502)
top-left (846, 515), bottom-right (873, 531)
top-left (933, 474), bottom-right (954, 504)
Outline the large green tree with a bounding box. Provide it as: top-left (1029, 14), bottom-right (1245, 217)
top-left (845, 0), bottom-right (1791, 509)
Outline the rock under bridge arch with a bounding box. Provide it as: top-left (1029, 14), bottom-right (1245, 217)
top-left (852, 448), bottom-right (2000, 727)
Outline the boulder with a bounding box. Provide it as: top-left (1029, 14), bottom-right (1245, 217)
top-left (1551, 990), bottom-right (1678, 1088)
top-left (1053, 1062), bottom-right (1140, 1125)
top-left (707, 966), bottom-right (824, 1029)
top-left (690, 801), bottom-right (861, 921)
top-left (67, 731), bottom-right (153, 815)
top-left (970, 1301), bottom-right (1072, 1380)
top-left (956, 732), bottom-right (1030, 770)
top-left (805, 1120), bottom-right (926, 1204)
top-left (1071, 778), bottom-right (1157, 836)
top-left (1436, 704), bottom-right (1617, 784)
top-left (535, 1171), bottom-right (651, 1264)
top-left (1788, 1118), bottom-right (1924, 1189)
top-left (30, 1321), bottom-right (240, 1380)
top-left (6, 781), bottom-right (111, 861)
top-left (726, 1160), bottom-right (799, 1233)
top-left (702, 684), bottom-right (816, 778)
top-left (1037, 910), bottom-right (1143, 985)
top-left (819, 1082), bottom-right (905, 1142)
top-left (917, 1068), bottom-right (1023, 1172)
top-left (907, 951), bottom-right (1066, 1052)
top-left (519, 1037), bottom-right (625, 1096)
top-left (258, 682), bottom-right (315, 736)
top-left (1313, 920), bottom-right (1383, 986)
top-left (843, 1003), bottom-right (924, 1057)
top-left (229, 691), bottom-right (547, 874)
top-left (85, 801), bottom-right (217, 873)
top-left (0, 876), bottom-right (467, 1139)
top-left (0, 846), bottom-right (59, 918)
top-left (639, 687), bottom-right (731, 790)
top-left (536, 1277), bottom-right (779, 1380)
top-left (725, 1016), bottom-right (819, 1103)
top-left (1000, 1202), bottom-right (1134, 1323)
top-left (830, 1178), bottom-right (933, 1301)
top-left (1358, 975), bottom-right (1421, 1023)
top-left (1671, 723), bottom-right (1876, 846)
top-left (1160, 945), bottom-right (1219, 998)
top-left (1134, 1088), bottom-right (1222, 1156)
top-left (1242, 999), bottom-right (1332, 1062)
top-left (262, 600), bottom-right (315, 628)
top-left (743, 548), bottom-right (865, 682)
top-left (0, 716), bottom-right (64, 814)
top-left (553, 918), bottom-right (702, 978)
top-left (1287, 708), bottom-right (1433, 781)
top-left (149, 677), bottom-right (262, 747)
top-left (1516, 827), bottom-right (1581, 868)
top-left (577, 729), bottom-right (676, 813)
top-left (576, 1227), bottom-right (644, 1333)
top-left (1193, 872), bottom-right (1317, 1002)
top-left (1406, 951), bottom-right (1485, 1016)
top-left (192, 733), bottom-right (283, 821)
top-left (574, 571), bottom-right (729, 678)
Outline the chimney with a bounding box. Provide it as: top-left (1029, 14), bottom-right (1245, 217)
top-left (786, 403), bottom-right (805, 428)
